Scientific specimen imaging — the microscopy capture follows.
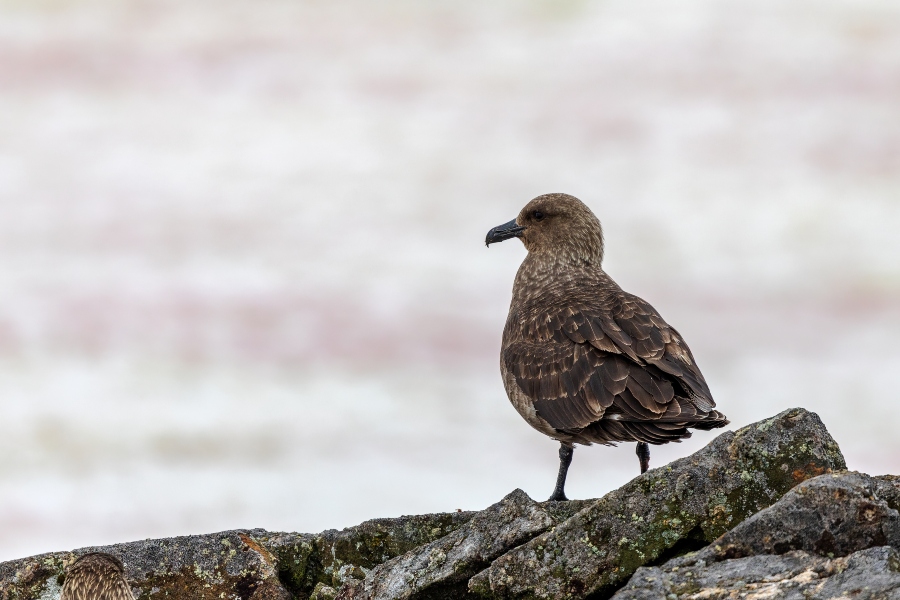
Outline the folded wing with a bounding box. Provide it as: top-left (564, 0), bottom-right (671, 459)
top-left (502, 292), bottom-right (727, 444)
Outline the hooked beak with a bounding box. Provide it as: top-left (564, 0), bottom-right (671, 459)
top-left (485, 219), bottom-right (526, 247)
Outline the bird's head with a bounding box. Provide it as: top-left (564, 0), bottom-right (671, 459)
top-left (69, 552), bottom-right (126, 574)
top-left (485, 193), bottom-right (604, 264)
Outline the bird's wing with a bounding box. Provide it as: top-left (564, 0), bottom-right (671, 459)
top-left (503, 294), bottom-right (715, 433)
top-left (585, 292), bottom-right (716, 412)
top-left (503, 306), bottom-right (680, 431)
top-left (503, 334), bottom-right (619, 430)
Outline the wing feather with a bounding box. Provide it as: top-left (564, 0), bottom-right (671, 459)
top-left (502, 281), bottom-right (725, 442)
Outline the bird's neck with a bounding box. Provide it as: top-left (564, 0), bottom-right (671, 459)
top-left (512, 252), bottom-right (607, 305)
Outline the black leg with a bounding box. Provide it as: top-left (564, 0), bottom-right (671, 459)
top-left (636, 442), bottom-right (650, 474)
top-left (548, 443), bottom-right (574, 501)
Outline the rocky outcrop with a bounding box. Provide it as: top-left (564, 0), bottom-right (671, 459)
top-left (695, 471), bottom-right (900, 560)
top-left (0, 512), bottom-right (476, 600)
top-left (0, 529), bottom-right (290, 600)
top-left (330, 491), bottom-right (593, 600)
top-left (618, 546), bottom-right (900, 599)
top-left (0, 408), bottom-right (870, 600)
top-left (256, 509), bottom-right (477, 596)
top-left (468, 407), bottom-right (845, 599)
top-left (614, 471), bottom-right (900, 598)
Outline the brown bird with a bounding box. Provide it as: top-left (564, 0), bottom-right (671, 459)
top-left (486, 193), bottom-right (728, 501)
top-left (60, 552), bottom-right (135, 600)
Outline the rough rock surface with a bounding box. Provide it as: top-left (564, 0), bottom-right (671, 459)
top-left (0, 408), bottom-right (854, 600)
top-left (335, 489), bottom-right (582, 600)
top-left (256, 509), bottom-right (477, 597)
top-left (614, 471), bottom-right (900, 599)
top-left (0, 529), bottom-right (290, 600)
top-left (0, 510), bottom-right (476, 600)
top-left (617, 546), bottom-right (900, 599)
top-left (468, 408), bottom-right (846, 599)
top-left (876, 474), bottom-right (900, 511)
top-left (699, 471), bottom-right (900, 560)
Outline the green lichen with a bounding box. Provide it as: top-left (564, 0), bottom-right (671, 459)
top-left (261, 511), bottom-right (476, 598)
top-left (467, 409), bottom-right (849, 600)
top-left (270, 539), bottom-right (318, 598)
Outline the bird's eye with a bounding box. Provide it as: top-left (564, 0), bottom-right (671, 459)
top-left (533, 211), bottom-right (544, 221)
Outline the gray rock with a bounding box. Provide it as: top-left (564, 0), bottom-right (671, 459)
top-left (0, 529), bottom-right (289, 600)
top-left (614, 471), bottom-right (900, 599)
top-left (334, 489), bottom-right (555, 600)
top-left (0, 408), bottom-right (851, 600)
top-left (310, 582), bottom-right (339, 600)
top-left (699, 471), bottom-right (900, 561)
top-left (615, 546), bottom-right (900, 599)
top-left (468, 407), bottom-right (846, 599)
top-left (876, 475), bottom-right (900, 512)
top-left (257, 509), bottom-right (475, 596)
top-left (0, 510), bottom-right (476, 600)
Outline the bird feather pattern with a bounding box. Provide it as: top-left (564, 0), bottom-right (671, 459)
top-left (60, 553), bottom-right (135, 600)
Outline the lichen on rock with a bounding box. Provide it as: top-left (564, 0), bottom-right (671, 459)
top-left (0, 529), bottom-right (289, 600)
top-left (0, 510), bottom-right (476, 600)
top-left (467, 408), bottom-right (846, 599)
top-left (258, 509), bottom-right (476, 597)
top-left (701, 471), bottom-right (900, 560)
top-left (334, 489), bottom-right (558, 600)
top-left (614, 470), bottom-right (900, 598)
top-left (616, 546), bottom-right (900, 599)
top-left (0, 408), bottom-right (858, 600)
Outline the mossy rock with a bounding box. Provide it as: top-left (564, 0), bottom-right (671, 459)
top-left (468, 408), bottom-right (846, 599)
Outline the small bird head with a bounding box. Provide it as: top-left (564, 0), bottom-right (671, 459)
top-left (485, 193), bottom-right (604, 264)
top-left (61, 552), bottom-right (134, 600)
top-left (68, 552), bottom-right (126, 574)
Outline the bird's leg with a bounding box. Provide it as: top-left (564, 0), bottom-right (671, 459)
top-left (636, 442), bottom-right (650, 474)
top-left (548, 442), bottom-right (574, 501)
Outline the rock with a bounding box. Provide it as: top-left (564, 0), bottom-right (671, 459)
top-left (614, 471), bottom-right (900, 598)
top-left (0, 408), bottom-right (851, 600)
top-left (334, 489), bottom-right (557, 600)
top-left (0, 529), bottom-right (289, 600)
top-left (310, 582), bottom-right (339, 600)
top-left (700, 471), bottom-right (900, 560)
top-left (616, 546), bottom-right (900, 599)
top-left (468, 408), bottom-right (846, 599)
top-left (0, 510), bottom-right (475, 600)
top-left (257, 509), bottom-right (475, 596)
top-left (877, 475), bottom-right (900, 511)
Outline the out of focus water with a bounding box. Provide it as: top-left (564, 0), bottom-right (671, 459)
top-left (0, 0), bottom-right (898, 561)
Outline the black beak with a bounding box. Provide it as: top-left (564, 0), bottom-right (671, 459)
top-left (485, 219), bottom-right (526, 247)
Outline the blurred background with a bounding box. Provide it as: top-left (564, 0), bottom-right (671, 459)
top-left (1, 0), bottom-right (899, 562)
